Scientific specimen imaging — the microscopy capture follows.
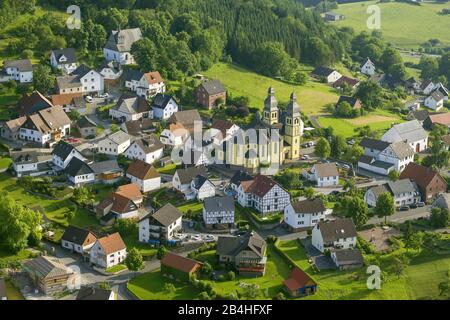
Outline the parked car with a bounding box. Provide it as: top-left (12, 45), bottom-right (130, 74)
top-left (191, 234), bottom-right (202, 241)
top-left (85, 95), bottom-right (93, 103)
top-left (417, 202), bottom-right (425, 207)
top-left (409, 203), bottom-right (418, 209)
top-left (398, 206), bottom-right (410, 211)
top-left (99, 92), bottom-right (110, 99)
top-left (203, 235), bottom-right (215, 242)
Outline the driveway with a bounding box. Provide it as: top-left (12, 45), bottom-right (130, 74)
top-left (300, 238), bottom-right (336, 271)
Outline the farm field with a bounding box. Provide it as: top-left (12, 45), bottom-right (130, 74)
top-left (278, 239), bottom-right (450, 300)
top-left (334, 1), bottom-right (450, 49)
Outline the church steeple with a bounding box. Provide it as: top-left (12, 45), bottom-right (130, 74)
top-left (284, 91), bottom-right (303, 161)
top-left (263, 87), bottom-right (279, 125)
top-left (286, 92), bottom-right (300, 116)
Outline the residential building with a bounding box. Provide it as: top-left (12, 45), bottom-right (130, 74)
top-left (76, 287), bottom-right (115, 300)
top-left (400, 162), bottom-right (446, 201)
top-left (303, 163), bottom-right (339, 187)
top-left (52, 140), bottom-right (85, 170)
top-left (406, 109), bottom-right (429, 123)
top-left (99, 61), bottom-right (122, 82)
top-left (310, 66), bottom-right (342, 83)
top-left (135, 71), bottom-right (165, 98)
top-left (421, 80), bottom-right (435, 95)
top-left (190, 174), bottom-right (215, 201)
top-left (103, 28), bottom-right (142, 65)
top-left (331, 249), bottom-right (364, 270)
top-left (230, 170), bottom-right (253, 193)
top-left (381, 120), bottom-right (428, 152)
top-left (126, 160), bottom-right (161, 193)
top-left (50, 48), bottom-right (78, 74)
top-left (210, 119), bottom-right (240, 144)
top-left (3, 59), bottom-right (33, 83)
top-left (139, 204), bottom-right (182, 243)
top-left (237, 174), bottom-right (290, 215)
top-left (195, 79), bottom-right (227, 109)
top-left (109, 94), bottom-right (151, 122)
top-left (284, 198), bottom-right (330, 232)
top-left (121, 118), bottom-right (154, 136)
top-left (332, 76), bottom-right (360, 90)
top-left (364, 179), bottom-right (421, 207)
top-left (11, 151), bottom-right (52, 178)
top-left (324, 11), bottom-right (345, 21)
top-left (360, 58), bottom-right (375, 76)
top-left (203, 196), bottom-right (235, 229)
top-left (23, 256), bottom-right (74, 294)
top-left (97, 130), bottom-right (132, 156)
top-left (336, 95), bottom-right (362, 110)
top-left (89, 233), bottom-right (127, 269)
top-left (1, 116), bottom-right (26, 141)
top-left (89, 160), bottom-right (123, 184)
top-left (283, 267), bottom-right (317, 297)
top-left (61, 226), bottom-right (97, 254)
top-left (216, 232), bottom-right (267, 276)
top-left (432, 193), bottom-right (450, 210)
top-left (173, 166), bottom-right (207, 194)
top-left (358, 138), bottom-right (415, 175)
top-left (70, 64), bottom-right (104, 95)
top-left (434, 82), bottom-right (449, 101)
top-left (159, 122), bottom-right (189, 147)
top-left (65, 157), bottom-right (95, 186)
top-left (424, 90), bottom-right (445, 111)
top-left (17, 91), bottom-right (53, 116)
top-left (124, 135), bottom-right (164, 164)
top-left (96, 184), bottom-right (143, 223)
top-left (151, 93), bottom-right (179, 120)
top-left (423, 112), bottom-right (450, 130)
top-left (160, 252), bottom-right (202, 282)
top-left (51, 93), bottom-right (83, 112)
top-left (311, 218), bottom-right (357, 253)
top-left (76, 116), bottom-right (97, 138)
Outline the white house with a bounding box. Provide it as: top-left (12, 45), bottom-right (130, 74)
top-left (303, 163), bottom-right (339, 187)
top-left (421, 80), bottom-right (435, 95)
top-left (202, 196), bottom-right (235, 229)
top-left (139, 204), bottom-right (182, 243)
top-left (311, 218), bottom-right (357, 253)
top-left (52, 140), bottom-right (85, 170)
top-left (99, 61), bottom-right (122, 80)
top-left (71, 64), bottom-right (104, 95)
top-left (237, 174), bottom-right (290, 215)
top-left (126, 160), bottom-right (161, 193)
top-left (360, 58), bottom-right (375, 76)
top-left (151, 94), bottom-right (179, 120)
top-left (135, 71), bottom-right (166, 98)
top-left (97, 130), bottom-right (132, 156)
top-left (3, 59), bottom-right (33, 83)
top-left (173, 166), bottom-right (207, 194)
top-left (124, 136), bottom-right (164, 164)
top-left (89, 233), bottom-right (127, 269)
top-left (109, 95), bottom-right (151, 122)
top-left (381, 120), bottom-right (428, 153)
top-left (190, 175), bottom-right (215, 201)
top-left (358, 138), bottom-right (415, 175)
top-left (311, 66), bottom-right (342, 83)
top-left (65, 157), bottom-right (95, 186)
top-left (160, 123), bottom-right (189, 147)
top-left (50, 48), bottom-right (78, 74)
top-left (424, 90), bottom-right (445, 111)
top-left (210, 119), bottom-right (241, 144)
top-left (61, 226), bottom-right (97, 254)
top-left (364, 179), bottom-right (420, 207)
top-left (103, 28), bottom-right (142, 65)
top-left (11, 151), bottom-right (52, 178)
top-left (434, 82), bottom-right (449, 101)
top-left (284, 198), bottom-right (331, 232)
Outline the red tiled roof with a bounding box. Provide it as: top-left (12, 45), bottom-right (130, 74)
top-left (116, 183), bottom-right (142, 202)
top-left (143, 71), bottom-right (163, 84)
top-left (161, 252), bottom-right (202, 274)
top-left (241, 174), bottom-right (283, 197)
top-left (427, 113), bottom-right (450, 126)
top-left (51, 93), bottom-right (83, 106)
top-left (400, 162), bottom-right (445, 188)
top-left (283, 267), bottom-right (316, 291)
top-left (97, 233), bottom-right (126, 255)
top-left (127, 160), bottom-right (160, 180)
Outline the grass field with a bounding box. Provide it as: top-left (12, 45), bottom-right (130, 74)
top-left (277, 239), bottom-right (450, 300)
top-left (5, 280), bottom-right (25, 300)
top-left (334, 1), bottom-right (450, 49)
top-left (204, 63), bottom-right (340, 115)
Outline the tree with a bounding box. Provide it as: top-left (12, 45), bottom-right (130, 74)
top-left (336, 102), bottom-right (353, 118)
top-left (164, 283), bottom-right (176, 294)
top-left (388, 170), bottom-right (400, 181)
top-left (131, 38), bottom-right (159, 71)
top-left (430, 207), bottom-right (449, 228)
top-left (438, 281), bottom-right (449, 297)
top-left (157, 246), bottom-right (167, 260)
top-left (69, 109), bottom-right (80, 121)
top-left (314, 137), bottom-right (331, 159)
top-left (374, 192), bottom-right (395, 224)
top-left (33, 65), bottom-right (55, 94)
top-left (392, 256), bottom-right (409, 279)
top-left (201, 261), bottom-right (212, 275)
top-left (110, 124), bottom-right (119, 134)
top-left (343, 178), bottom-right (356, 195)
top-left (343, 144), bottom-right (363, 164)
top-left (228, 271), bottom-right (236, 281)
top-left (330, 135), bottom-right (347, 158)
top-left (125, 247), bottom-right (144, 277)
top-left (419, 55), bottom-right (439, 81)
top-left (252, 41), bottom-right (298, 79)
top-left (346, 197), bottom-right (369, 227)
top-left (355, 81), bottom-right (382, 109)
top-left (303, 187), bottom-right (316, 200)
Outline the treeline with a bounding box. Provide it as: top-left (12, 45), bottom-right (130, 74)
top-left (0, 0), bottom-right (36, 28)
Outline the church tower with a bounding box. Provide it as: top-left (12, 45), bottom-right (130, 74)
top-left (263, 87), bottom-right (279, 125)
top-left (284, 92), bottom-right (304, 160)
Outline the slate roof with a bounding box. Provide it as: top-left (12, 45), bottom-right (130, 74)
top-left (421, 79), bottom-right (434, 91)
top-left (104, 28), bottom-right (142, 52)
top-left (386, 179), bottom-right (419, 196)
top-left (89, 160), bottom-right (122, 174)
top-left (313, 163), bottom-right (339, 178)
top-left (389, 141), bottom-right (415, 159)
top-left (141, 203), bottom-right (182, 226)
top-left (121, 69), bottom-right (144, 82)
top-left (65, 157), bottom-right (93, 177)
top-left (71, 64), bottom-right (96, 79)
top-left (115, 95), bottom-right (151, 115)
top-left (367, 184), bottom-right (390, 198)
top-left (311, 66), bottom-right (336, 77)
top-left (122, 118), bottom-right (154, 135)
top-left (18, 91), bottom-right (54, 116)
top-left (230, 170), bottom-right (253, 187)
top-left (216, 232), bottom-right (266, 258)
top-left (360, 138), bottom-right (390, 151)
top-left (4, 59), bottom-right (32, 72)
top-left (316, 218), bottom-right (357, 243)
top-left (332, 249), bottom-right (364, 265)
top-left (52, 140), bottom-right (77, 160)
top-left (23, 256), bottom-right (72, 280)
top-left (429, 90), bottom-right (445, 102)
top-left (203, 196), bottom-right (235, 213)
top-left (283, 267), bottom-right (316, 291)
top-left (96, 233), bottom-right (126, 255)
top-left (291, 198), bottom-right (326, 214)
top-left (51, 48), bottom-right (77, 65)
top-left (106, 130), bottom-right (131, 146)
top-left (127, 159), bottom-right (160, 180)
top-left (131, 135), bottom-right (163, 154)
top-left (151, 93), bottom-right (176, 110)
top-left (77, 115), bottom-right (97, 128)
top-left (336, 95), bottom-right (361, 108)
top-left (37, 106), bottom-right (71, 130)
top-left (175, 166), bottom-right (207, 184)
top-left (408, 109), bottom-right (429, 122)
top-left (199, 79), bottom-right (226, 95)
top-left (161, 252), bottom-right (202, 274)
top-left (56, 75), bottom-right (80, 89)
top-left (11, 151), bottom-right (38, 164)
top-left (61, 226), bottom-right (97, 246)
top-left (167, 110), bottom-right (202, 127)
top-left (191, 174), bottom-right (211, 190)
top-left (76, 287), bottom-right (112, 300)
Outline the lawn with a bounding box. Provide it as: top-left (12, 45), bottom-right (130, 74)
top-left (176, 201), bottom-right (203, 216)
top-left (0, 173), bottom-right (100, 230)
top-left (105, 264), bottom-right (127, 274)
top-left (204, 63), bottom-right (340, 115)
top-left (122, 233), bottom-right (157, 257)
top-left (277, 239), bottom-right (450, 300)
top-left (0, 248), bottom-right (34, 265)
top-left (156, 163), bottom-right (177, 175)
top-left (0, 156), bottom-right (12, 170)
top-left (5, 280), bottom-right (25, 300)
top-left (128, 269), bottom-right (200, 300)
top-left (317, 109), bottom-right (402, 137)
top-left (334, 1), bottom-right (450, 49)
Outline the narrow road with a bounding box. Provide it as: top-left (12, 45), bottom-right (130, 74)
top-left (367, 205), bottom-right (431, 225)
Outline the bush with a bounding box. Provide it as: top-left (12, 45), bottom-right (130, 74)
top-left (164, 283), bottom-right (176, 294)
top-left (227, 271), bottom-right (236, 281)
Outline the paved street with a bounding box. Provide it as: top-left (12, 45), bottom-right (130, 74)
top-left (367, 205), bottom-right (431, 225)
